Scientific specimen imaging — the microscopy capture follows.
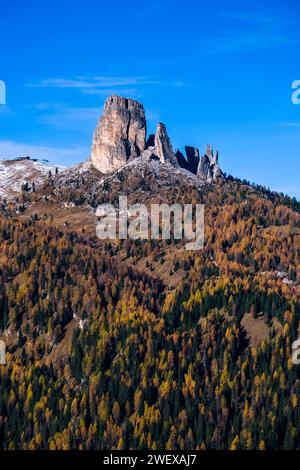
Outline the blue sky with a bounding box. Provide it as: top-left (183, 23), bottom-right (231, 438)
top-left (0, 0), bottom-right (300, 198)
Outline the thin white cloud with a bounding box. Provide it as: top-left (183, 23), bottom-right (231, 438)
top-left (28, 76), bottom-right (159, 95)
top-left (92, 76), bottom-right (159, 86)
top-left (81, 87), bottom-right (140, 97)
top-left (0, 140), bottom-right (88, 166)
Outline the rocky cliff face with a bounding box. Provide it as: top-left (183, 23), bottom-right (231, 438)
top-left (174, 144), bottom-right (222, 181)
top-left (185, 146), bottom-right (200, 174)
top-left (90, 94), bottom-right (222, 180)
top-left (154, 123), bottom-right (178, 167)
top-left (197, 145), bottom-right (222, 181)
top-left (91, 95), bottom-right (146, 173)
top-left (174, 150), bottom-right (188, 170)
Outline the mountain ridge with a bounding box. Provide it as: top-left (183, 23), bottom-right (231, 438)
top-left (1, 96), bottom-right (300, 450)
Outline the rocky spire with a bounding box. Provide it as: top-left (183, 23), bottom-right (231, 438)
top-left (154, 123), bottom-right (178, 167)
top-left (91, 95), bottom-right (146, 173)
top-left (185, 146), bottom-right (200, 174)
top-left (89, 95), bottom-right (222, 180)
top-left (197, 145), bottom-right (222, 181)
top-left (175, 149), bottom-right (188, 170)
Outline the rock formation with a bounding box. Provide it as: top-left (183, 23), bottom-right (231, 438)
top-left (185, 146), bottom-right (200, 174)
top-left (89, 95), bottom-right (222, 181)
top-left (175, 150), bottom-right (188, 170)
top-left (146, 134), bottom-right (155, 148)
top-left (154, 123), bottom-right (178, 167)
top-left (197, 144), bottom-right (222, 181)
top-left (91, 95), bottom-right (146, 173)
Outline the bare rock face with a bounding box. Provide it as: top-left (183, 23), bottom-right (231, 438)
top-left (185, 146), bottom-right (200, 174)
top-left (175, 149), bottom-right (188, 170)
top-left (197, 144), bottom-right (222, 181)
top-left (154, 123), bottom-right (178, 167)
top-left (197, 155), bottom-right (211, 179)
top-left (91, 95), bottom-right (146, 173)
top-left (89, 95), bottom-right (223, 180)
top-left (146, 134), bottom-right (155, 148)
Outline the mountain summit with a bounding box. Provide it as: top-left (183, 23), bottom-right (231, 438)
top-left (90, 95), bottom-right (147, 173)
top-left (0, 95), bottom-right (223, 201)
top-left (90, 95), bottom-right (222, 181)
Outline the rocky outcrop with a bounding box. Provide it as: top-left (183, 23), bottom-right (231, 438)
top-left (175, 150), bottom-right (188, 170)
top-left (146, 134), bottom-right (155, 148)
top-left (154, 123), bottom-right (178, 167)
top-left (176, 144), bottom-right (222, 181)
top-left (197, 145), bottom-right (222, 181)
top-left (91, 95), bottom-right (146, 173)
top-left (89, 95), bottom-right (222, 180)
top-left (185, 146), bottom-right (200, 174)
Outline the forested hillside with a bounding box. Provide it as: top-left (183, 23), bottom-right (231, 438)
top-left (0, 180), bottom-right (300, 449)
